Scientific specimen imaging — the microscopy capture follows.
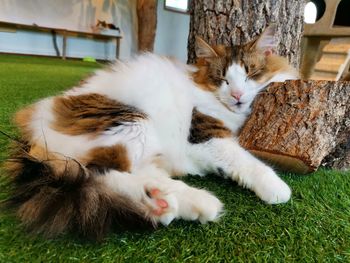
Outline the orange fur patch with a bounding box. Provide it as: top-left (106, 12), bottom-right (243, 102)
top-left (85, 144), bottom-right (131, 173)
top-left (254, 55), bottom-right (298, 83)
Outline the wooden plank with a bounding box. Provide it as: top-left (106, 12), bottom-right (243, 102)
top-left (314, 63), bottom-right (342, 73)
top-left (311, 70), bottom-right (337, 80)
top-left (321, 53), bottom-right (348, 60)
top-left (323, 44), bottom-right (350, 54)
top-left (317, 54), bottom-right (347, 65)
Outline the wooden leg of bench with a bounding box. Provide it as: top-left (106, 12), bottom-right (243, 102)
top-left (62, 31), bottom-right (67, 60)
top-left (116, 37), bottom-right (120, 59)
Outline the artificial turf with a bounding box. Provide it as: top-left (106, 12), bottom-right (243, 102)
top-left (0, 54), bottom-right (349, 262)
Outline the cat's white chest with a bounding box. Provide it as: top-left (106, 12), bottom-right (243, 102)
top-left (193, 88), bottom-right (248, 134)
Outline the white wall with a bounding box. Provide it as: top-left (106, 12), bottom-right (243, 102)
top-left (154, 1), bottom-right (190, 62)
top-left (0, 0), bottom-right (190, 61)
top-left (0, 0), bottom-right (137, 60)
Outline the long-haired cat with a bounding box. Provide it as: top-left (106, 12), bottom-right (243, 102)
top-left (5, 25), bottom-right (298, 239)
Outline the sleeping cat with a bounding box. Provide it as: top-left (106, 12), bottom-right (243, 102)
top-left (96, 19), bottom-right (120, 31)
top-left (6, 25), bottom-right (298, 238)
top-left (91, 20), bottom-right (120, 33)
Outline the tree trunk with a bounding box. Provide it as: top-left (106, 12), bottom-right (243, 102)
top-left (239, 80), bottom-right (350, 174)
top-left (137, 0), bottom-right (157, 52)
top-left (187, 0), bottom-right (306, 68)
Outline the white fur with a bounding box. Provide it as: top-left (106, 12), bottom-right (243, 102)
top-left (189, 138), bottom-right (291, 204)
top-left (29, 53), bottom-right (295, 226)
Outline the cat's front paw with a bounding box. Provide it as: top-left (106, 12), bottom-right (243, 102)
top-left (176, 188), bottom-right (223, 223)
top-left (255, 170), bottom-right (291, 204)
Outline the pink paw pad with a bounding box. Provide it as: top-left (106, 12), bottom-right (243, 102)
top-left (147, 188), bottom-right (169, 216)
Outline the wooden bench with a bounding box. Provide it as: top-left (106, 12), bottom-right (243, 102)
top-left (0, 21), bottom-right (122, 60)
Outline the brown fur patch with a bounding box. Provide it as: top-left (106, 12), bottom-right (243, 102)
top-left (188, 108), bottom-right (232, 144)
top-left (14, 105), bottom-right (35, 141)
top-left (85, 144), bottom-right (131, 173)
top-left (52, 93), bottom-right (147, 136)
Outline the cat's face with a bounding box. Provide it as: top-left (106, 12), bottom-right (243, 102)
top-left (194, 25), bottom-right (296, 114)
top-left (217, 45), bottom-right (268, 113)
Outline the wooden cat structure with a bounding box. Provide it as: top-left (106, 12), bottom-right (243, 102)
top-left (301, 0), bottom-right (350, 80)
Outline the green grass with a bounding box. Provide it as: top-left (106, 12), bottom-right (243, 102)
top-left (0, 54), bottom-right (349, 262)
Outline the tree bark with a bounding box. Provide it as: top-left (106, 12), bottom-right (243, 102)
top-left (321, 104), bottom-right (350, 171)
top-left (187, 0), bottom-right (306, 68)
top-left (137, 0), bottom-right (157, 52)
top-left (239, 80), bottom-right (350, 174)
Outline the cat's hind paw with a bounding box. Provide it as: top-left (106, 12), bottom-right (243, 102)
top-left (145, 185), bottom-right (223, 225)
top-left (145, 187), bottom-right (179, 226)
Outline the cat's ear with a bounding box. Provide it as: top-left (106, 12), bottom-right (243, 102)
top-left (195, 36), bottom-right (218, 59)
top-left (254, 24), bottom-right (278, 56)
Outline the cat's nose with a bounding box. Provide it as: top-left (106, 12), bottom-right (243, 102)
top-left (231, 91), bottom-right (242, 101)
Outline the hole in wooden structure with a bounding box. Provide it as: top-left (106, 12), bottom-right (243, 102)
top-left (314, 0), bottom-right (326, 21)
top-left (304, 2), bottom-right (317, 24)
top-left (304, 0), bottom-right (326, 24)
top-left (333, 0), bottom-right (350, 27)
top-left (164, 0), bottom-right (190, 13)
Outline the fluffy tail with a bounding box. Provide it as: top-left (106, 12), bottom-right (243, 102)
top-left (4, 142), bottom-right (151, 239)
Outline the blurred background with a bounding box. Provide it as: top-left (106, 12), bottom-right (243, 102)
top-left (0, 0), bottom-right (350, 80)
